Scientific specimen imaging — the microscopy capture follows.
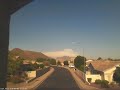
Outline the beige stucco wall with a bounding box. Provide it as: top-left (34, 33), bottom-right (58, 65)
top-left (26, 71), bottom-right (36, 78)
top-left (104, 67), bottom-right (116, 83)
top-left (104, 67), bottom-right (116, 74)
top-left (104, 74), bottom-right (113, 83)
top-left (86, 71), bottom-right (91, 75)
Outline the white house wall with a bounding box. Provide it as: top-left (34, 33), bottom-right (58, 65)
top-left (104, 67), bottom-right (116, 74)
top-left (86, 74), bottom-right (101, 83)
top-left (26, 71), bottom-right (36, 78)
top-left (104, 66), bottom-right (116, 83)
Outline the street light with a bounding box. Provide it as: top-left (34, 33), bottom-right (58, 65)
top-left (83, 48), bottom-right (86, 83)
top-left (72, 42), bottom-right (86, 82)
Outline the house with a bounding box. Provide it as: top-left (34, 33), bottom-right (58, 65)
top-left (86, 59), bottom-right (94, 63)
top-left (23, 60), bottom-right (41, 64)
top-left (23, 60), bottom-right (31, 64)
top-left (86, 60), bottom-right (120, 83)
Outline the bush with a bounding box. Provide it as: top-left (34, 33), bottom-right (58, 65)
top-left (64, 60), bottom-right (69, 66)
top-left (33, 63), bottom-right (39, 69)
top-left (101, 80), bottom-right (109, 88)
top-left (95, 79), bottom-right (102, 84)
top-left (39, 64), bottom-right (44, 69)
top-left (113, 67), bottom-right (120, 84)
top-left (95, 79), bottom-right (109, 88)
top-left (110, 82), bottom-right (115, 87)
top-left (10, 76), bottom-right (24, 84)
top-left (21, 72), bottom-right (28, 80)
top-left (57, 61), bottom-right (61, 66)
top-left (7, 75), bottom-right (11, 82)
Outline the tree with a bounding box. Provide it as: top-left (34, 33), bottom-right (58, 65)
top-left (74, 56), bottom-right (86, 72)
top-left (63, 60), bottom-right (69, 66)
top-left (39, 64), bottom-right (44, 69)
top-left (8, 55), bottom-right (23, 76)
top-left (22, 63), bottom-right (35, 71)
top-left (33, 62), bottom-right (39, 69)
top-left (49, 59), bottom-right (56, 65)
top-left (97, 57), bottom-right (102, 60)
top-left (113, 67), bottom-right (120, 84)
top-left (70, 60), bottom-right (73, 63)
top-left (57, 61), bottom-right (61, 66)
top-left (8, 59), bottom-right (17, 75)
top-left (36, 58), bottom-right (45, 62)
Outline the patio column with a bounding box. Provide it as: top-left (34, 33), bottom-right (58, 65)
top-left (0, 0), bottom-right (10, 88)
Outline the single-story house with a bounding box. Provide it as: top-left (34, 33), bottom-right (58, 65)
top-left (86, 60), bottom-right (120, 83)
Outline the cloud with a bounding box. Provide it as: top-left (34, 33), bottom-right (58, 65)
top-left (72, 41), bottom-right (81, 45)
top-left (72, 42), bottom-right (76, 44)
top-left (43, 49), bottom-right (78, 58)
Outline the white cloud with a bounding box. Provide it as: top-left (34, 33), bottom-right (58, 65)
top-left (72, 41), bottom-right (81, 45)
top-left (43, 49), bottom-right (78, 58)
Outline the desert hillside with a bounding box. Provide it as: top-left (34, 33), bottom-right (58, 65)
top-left (9, 48), bottom-right (51, 60)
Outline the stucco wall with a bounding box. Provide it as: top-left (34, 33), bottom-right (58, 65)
top-left (86, 75), bottom-right (101, 83)
top-left (26, 71), bottom-right (36, 77)
top-left (104, 67), bottom-right (116, 83)
top-left (104, 67), bottom-right (116, 74)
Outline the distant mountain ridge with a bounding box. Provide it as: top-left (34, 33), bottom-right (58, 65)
top-left (9, 48), bottom-right (51, 60)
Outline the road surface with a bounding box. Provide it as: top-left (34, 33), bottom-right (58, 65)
top-left (36, 66), bottom-right (80, 90)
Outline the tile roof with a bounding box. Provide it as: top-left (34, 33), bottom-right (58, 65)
top-left (89, 60), bottom-right (120, 72)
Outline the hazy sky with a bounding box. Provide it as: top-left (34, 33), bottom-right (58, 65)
top-left (10, 0), bottom-right (120, 59)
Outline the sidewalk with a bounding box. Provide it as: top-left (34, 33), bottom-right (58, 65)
top-left (66, 67), bottom-right (100, 90)
top-left (7, 67), bottom-right (54, 90)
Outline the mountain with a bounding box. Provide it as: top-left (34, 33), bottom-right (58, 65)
top-left (9, 48), bottom-right (51, 60)
top-left (56, 56), bottom-right (75, 62)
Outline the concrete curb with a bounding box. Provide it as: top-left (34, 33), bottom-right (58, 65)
top-left (26, 77), bottom-right (36, 83)
top-left (27, 67), bottom-right (54, 90)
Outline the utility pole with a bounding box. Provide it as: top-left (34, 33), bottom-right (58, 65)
top-left (72, 42), bottom-right (86, 82)
top-left (83, 48), bottom-right (86, 83)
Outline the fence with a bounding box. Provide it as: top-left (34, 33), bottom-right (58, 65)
top-left (26, 67), bottom-right (50, 83)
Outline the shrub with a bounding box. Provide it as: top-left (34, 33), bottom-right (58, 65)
top-left (95, 79), bottom-right (101, 84)
top-left (110, 82), bottom-right (115, 87)
top-left (33, 63), bottom-right (39, 69)
top-left (113, 67), bottom-right (120, 84)
top-left (64, 60), bottom-right (69, 66)
top-left (7, 75), bottom-right (11, 82)
top-left (21, 72), bottom-right (28, 80)
top-left (101, 80), bottom-right (109, 88)
top-left (10, 76), bottom-right (24, 84)
top-left (39, 64), bottom-right (44, 69)
top-left (87, 78), bottom-right (92, 83)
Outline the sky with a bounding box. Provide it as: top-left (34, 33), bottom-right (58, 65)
top-left (9, 0), bottom-right (120, 59)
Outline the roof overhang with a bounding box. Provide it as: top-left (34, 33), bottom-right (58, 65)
top-left (10, 0), bottom-right (33, 15)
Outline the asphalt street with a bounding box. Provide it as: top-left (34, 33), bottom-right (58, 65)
top-left (36, 66), bottom-right (80, 90)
